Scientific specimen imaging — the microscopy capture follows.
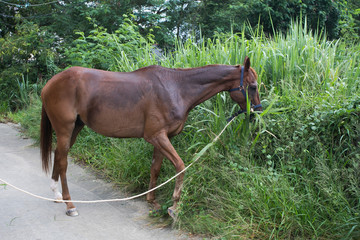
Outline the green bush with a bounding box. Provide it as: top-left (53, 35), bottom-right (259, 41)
top-left (0, 21), bottom-right (60, 110)
top-left (64, 15), bottom-right (156, 72)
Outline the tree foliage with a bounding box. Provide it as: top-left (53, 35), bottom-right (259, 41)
top-left (194, 0), bottom-right (342, 39)
top-left (0, 20), bottom-right (61, 109)
top-left (1, 0), bottom-right (358, 44)
top-left (64, 15), bottom-right (153, 71)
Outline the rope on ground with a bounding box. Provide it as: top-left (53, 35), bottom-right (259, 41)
top-left (0, 117), bottom-right (235, 203)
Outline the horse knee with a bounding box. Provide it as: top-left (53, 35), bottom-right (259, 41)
top-left (176, 162), bottom-right (185, 172)
top-left (58, 159), bottom-right (68, 169)
top-left (146, 193), bottom-right (155, 203)
top-left (150, 165), bottom-right (161, 179)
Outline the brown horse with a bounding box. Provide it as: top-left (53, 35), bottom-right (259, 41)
top-left (40, 57), bottom-right (262, 217)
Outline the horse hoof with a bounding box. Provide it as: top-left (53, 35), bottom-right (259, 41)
top-left (52, 191), bottom-right (63, 203)
top-left (54, 196), bottom-right (63, 203)
top-left (148, 200), bottom-right (161, 211)
top-left (167, 207), bottom-right (177, 219)
top-left (66, 208), bottom-right (79, 217)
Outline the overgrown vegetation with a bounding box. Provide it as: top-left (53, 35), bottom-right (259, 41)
top-left (6, 17), bottom-right (360, 239)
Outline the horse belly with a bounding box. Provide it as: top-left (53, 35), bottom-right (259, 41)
top-left (83, 108), bottom-right (145, 138)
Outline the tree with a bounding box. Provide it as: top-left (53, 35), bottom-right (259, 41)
top-left (246, 0), bottom-right (293, 35)
top-left (293, 0), bottom-right (340, 39)
top-left (0, 0), bottom-right (58, 37)
top-left (0, 0), bottom-right (133, 42)
top-left (337, 0), bottom-right (360, 42)
top-left (194, 0), bottom-right (341, 39)
top-left (131, 0), bottom-right (198, 48)
top-left (0, 20), bottom-right (60, 109)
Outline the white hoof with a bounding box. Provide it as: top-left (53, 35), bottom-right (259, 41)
top-left (167, 207), bottom-right (177, 219)
top-left (54, 192), bottom-right (63, 203)
top-left (66, 208), bottom-right (79, 217)
top-left (54, 197), bottom-right (63, 203)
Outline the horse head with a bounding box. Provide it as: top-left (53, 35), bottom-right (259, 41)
top-left (228, 57), bottom-right (262, 113)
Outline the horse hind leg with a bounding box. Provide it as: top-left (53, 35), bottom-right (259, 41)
top-left (58, 134), bottom-right (79, 216)
top-left (51, 117), bottom-right (84, 204)
top-left (50, 117), bottom-right (84, 217)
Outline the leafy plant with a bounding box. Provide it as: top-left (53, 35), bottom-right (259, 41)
top-left (64, 15), bottom-right (155, 71)
top-left (0, 20), bottom-right (60, 110)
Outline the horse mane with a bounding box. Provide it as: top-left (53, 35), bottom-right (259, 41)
top-left (134, 64), bottom-right (258, 81)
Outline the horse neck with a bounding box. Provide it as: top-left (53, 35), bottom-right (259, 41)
top-left (174, 65), bottom-right (238, 109)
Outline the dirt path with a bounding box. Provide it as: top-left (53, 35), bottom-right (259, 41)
top-left (0, 123), bottom-right (190, 240)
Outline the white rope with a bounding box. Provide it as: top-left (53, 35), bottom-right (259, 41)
top-left (0, 118), bottom-right (235, 204)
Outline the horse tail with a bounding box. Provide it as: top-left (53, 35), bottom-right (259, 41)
top-left (40, 105), bottom-right (52, 173)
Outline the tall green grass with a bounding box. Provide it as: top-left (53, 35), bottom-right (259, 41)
top-left (10, 20), bottom-right (360, 239)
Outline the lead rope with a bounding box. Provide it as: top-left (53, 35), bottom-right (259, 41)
top-left (0, 117), bottom-right (236, 204)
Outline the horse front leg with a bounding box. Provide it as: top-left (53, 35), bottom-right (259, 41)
top-left (147, 147), bottom-right (164, 211)
top-left (146, 132), bottom-right (185, 218)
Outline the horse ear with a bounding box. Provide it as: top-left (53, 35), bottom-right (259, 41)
top-left (243, 56), bottom-right (250, 71)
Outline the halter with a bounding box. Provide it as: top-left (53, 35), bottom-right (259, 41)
top-left (227, 66), bottom-right (262, 122)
